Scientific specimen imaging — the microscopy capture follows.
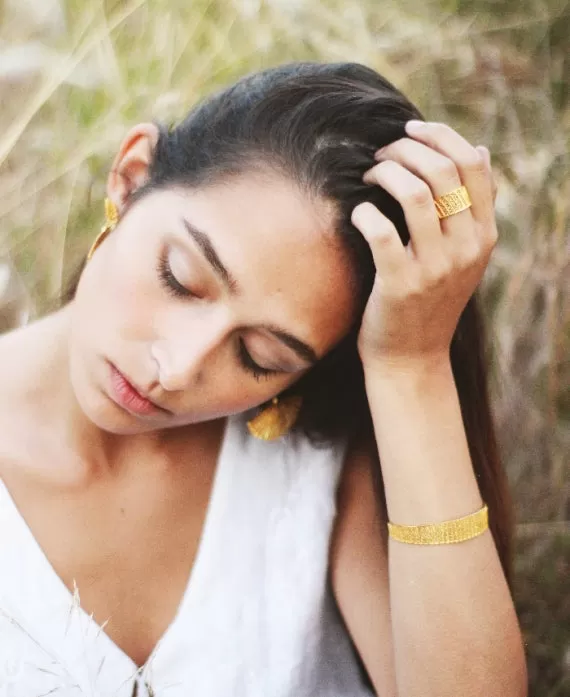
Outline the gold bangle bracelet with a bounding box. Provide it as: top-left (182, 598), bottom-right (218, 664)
top-left (387, 504), bottom-right (489, 545)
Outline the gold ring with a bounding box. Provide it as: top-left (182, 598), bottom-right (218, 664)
top-left (434, 185), bottom-right (472, 220)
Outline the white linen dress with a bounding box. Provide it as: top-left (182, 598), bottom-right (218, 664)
top-left (0, 414), bottom-right (374, 696)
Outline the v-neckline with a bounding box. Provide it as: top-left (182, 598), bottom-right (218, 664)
top-left (0, 415), bottom-right (235, 691)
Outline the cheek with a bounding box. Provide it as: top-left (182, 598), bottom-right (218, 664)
top-left (79, 233), bottom-right (163, 340)
top-left (189, 376), bottom-right (298, 424)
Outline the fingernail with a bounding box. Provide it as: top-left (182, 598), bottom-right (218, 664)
top-left (374, 147), bottom-right (386, 160)
top-left (405, 120), bottom-right (427, 133)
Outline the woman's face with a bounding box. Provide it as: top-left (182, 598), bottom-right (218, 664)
top-left (69, 172), bottom-right (357, 434)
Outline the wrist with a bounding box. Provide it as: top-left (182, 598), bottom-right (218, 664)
top-left (362, 353), bottom-right (453, 387)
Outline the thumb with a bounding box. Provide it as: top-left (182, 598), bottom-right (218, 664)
top-left (351, 202), bottom-right (407, 280)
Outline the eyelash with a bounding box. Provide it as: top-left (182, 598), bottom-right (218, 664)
top-left (157, 251), bottom-right (192, 298)
top-left (157, 251), bottom-right (278, 382)
top-left (238, 338), bottom-right (278, 382)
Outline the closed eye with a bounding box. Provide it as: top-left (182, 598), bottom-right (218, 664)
top-left (237, 338), bottom-right (279, 382)
top-left (157, 251), bottom-right (196, 298)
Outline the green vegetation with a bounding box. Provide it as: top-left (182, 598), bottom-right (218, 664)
top-left (0, 1), bottom-right (568, 694)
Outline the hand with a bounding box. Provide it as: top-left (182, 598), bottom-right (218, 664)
top-left (352, 121), bottom-right (498, 371)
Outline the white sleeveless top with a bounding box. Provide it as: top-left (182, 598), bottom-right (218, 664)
top-left (0, 415), bottom-right (373, 697)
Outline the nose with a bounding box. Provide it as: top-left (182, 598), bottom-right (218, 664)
top-left (150, 312), bottom-right (230, 392)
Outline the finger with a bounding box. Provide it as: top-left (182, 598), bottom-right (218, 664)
top-left (375, 138), bottom-right (463, 197)
top-left (473, 144), bottom-right (499, 250)
top-left (351, 202), bottom-right (407, 281)
top-left (404, 121), bottom-right (494, 223)
top-left (374, 137), bottom-right (473, 239)
top-left (476, 145), bottom-right (498, 203)
top-left (363, 160), bottom-right (445, 268)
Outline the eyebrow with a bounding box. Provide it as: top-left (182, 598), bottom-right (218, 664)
top-left (264, 325), bottom-right (319, 365)
top-left (181, 217), bottom-right (319, 366)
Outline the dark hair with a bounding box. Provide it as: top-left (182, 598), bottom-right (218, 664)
top-left (66, 62), bottom-right (513, 584)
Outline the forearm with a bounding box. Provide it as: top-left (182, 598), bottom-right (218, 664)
top-left (364, 358), bottom-right (527, 697)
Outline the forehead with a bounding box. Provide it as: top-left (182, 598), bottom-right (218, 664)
top-left (157, 174), bottom-right (357, 353)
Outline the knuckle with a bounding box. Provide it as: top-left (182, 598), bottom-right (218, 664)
top-left (456, 241), bottom-right (481, 268)
top-left (462, 150), bottom-right (487, 175)
top-left (388, 282), bottom-right (411, 302)
top-left (370, 225), bottom-right (395, 244)
top-left (435, 158), bottom-right (458, 181)
top-left (424, 259), bottom-right (452, 284)
top-left (404, 277), bottom-right (424, 298)
top-left (405, 183), bottom-right (433, 208)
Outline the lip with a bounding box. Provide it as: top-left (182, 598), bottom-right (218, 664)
top-left (107, 362), bottom-right (169, 416)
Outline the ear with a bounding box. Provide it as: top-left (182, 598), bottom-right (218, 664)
top-left (106, 123), bottom-right (160, 213)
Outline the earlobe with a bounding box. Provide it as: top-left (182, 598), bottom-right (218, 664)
top-left (106, 122), bottom-right (160, 212)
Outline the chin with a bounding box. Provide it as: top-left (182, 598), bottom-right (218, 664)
top-left (89, 414), bottom-right (156, 436)
top-left (89, 406), bottom-right (168, 436)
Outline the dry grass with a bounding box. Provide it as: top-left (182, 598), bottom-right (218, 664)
top-left (0, 0), bottom-right (568, 694)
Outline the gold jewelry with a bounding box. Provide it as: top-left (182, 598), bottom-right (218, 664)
top-left (247, 395), bottom-right (303, 441)
top-left (388, 504), bottom-right (488, 545)
top-left (87, 198), bottom-right (119, 260)
top-left (434, 185), bottom-right (472, 219)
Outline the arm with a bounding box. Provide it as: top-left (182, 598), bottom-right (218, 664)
top-left (331, 364), bottom-right (526, 697)
top-left (331, 121), bottom-right (527, 697)
top-left (329, 445), bottom-right (398, 697)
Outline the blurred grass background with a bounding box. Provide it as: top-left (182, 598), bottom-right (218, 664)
top-left (0, 0), bottom-right (568, 694)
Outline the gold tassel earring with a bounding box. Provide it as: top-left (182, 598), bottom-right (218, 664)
top-left (247, 395), bottom-right (303, 441)
top-left (87, 198), bottom-right (119, 261)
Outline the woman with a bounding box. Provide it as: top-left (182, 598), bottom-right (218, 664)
top-left (0, 62), bottom-right (526, 696)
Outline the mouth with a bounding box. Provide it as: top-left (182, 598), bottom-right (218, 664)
top-left (107, 362), bottom-right (171, 416)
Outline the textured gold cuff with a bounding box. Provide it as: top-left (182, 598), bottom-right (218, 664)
top-left (388, 504), bottom-right (489, 545)
top-left (434, 185), bottom-right (472, 219)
